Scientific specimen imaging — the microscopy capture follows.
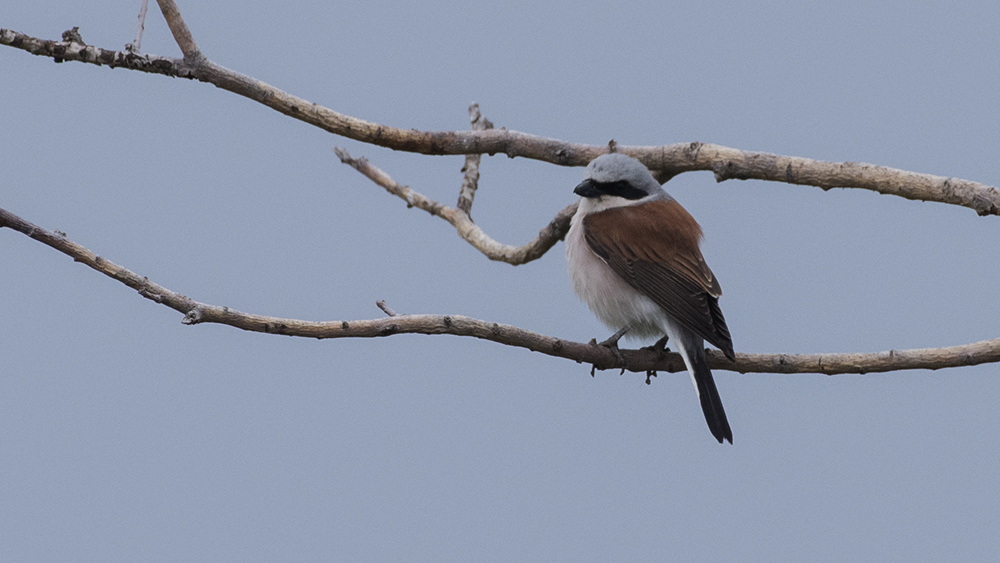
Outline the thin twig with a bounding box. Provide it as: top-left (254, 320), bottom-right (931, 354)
top-left (376, 300), bottom-right (398, 317)
top-left (334, 147), bottom-right (574, 264)
top-left (457, 103), bottom-right (493, 216)
top-left (1, 204), bottom-right (997, 375)
top-left (126, 0), bottom-right (150, 53)
top-left (2, 27), bottom-right (997, 216)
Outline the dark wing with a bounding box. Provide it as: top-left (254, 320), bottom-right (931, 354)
top-left (582, 199), bottom-right (734, 360)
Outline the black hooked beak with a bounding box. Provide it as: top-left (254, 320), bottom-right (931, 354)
top-left (573, 179), bottom-right (602, 198)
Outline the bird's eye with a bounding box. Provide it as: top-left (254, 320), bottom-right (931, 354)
top-left (594, 180), bottom-right (648, 200)
top-left (604, 181), bottom-right (629, 194)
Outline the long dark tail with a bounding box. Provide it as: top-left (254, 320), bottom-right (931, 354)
top-left (690, 348), bottom-right (733, 444)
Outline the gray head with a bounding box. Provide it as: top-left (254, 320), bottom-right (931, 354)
top-left (574, 153), bottom-right (665, 202)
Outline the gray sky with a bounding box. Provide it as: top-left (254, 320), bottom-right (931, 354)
top-left (2, 1), bottom-right (999, 561)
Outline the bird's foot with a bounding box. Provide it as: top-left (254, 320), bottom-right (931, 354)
top-left (588, 326), bottom-right (630, 376)
top-left (641, 335), bottom-right (670, 385)
top-left (641, 335), bottom-right (670, 355)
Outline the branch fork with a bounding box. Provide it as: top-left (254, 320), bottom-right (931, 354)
top-left (1, 0), bottom-right (998, 376)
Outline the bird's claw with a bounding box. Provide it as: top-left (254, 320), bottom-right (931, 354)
top-left (588, 326), bottom-right (630, 375)
top-left (641, 335), bottom-right (670, 355)
top-left (599, 327), bottom-right (628, 372)
top-left (641, 335), bottom-right (670, 385)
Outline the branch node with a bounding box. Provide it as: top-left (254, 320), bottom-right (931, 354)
top-left (684, 141), bottom-right (703, 163)
top-left (713, 160), bottom-right (740, 182)
top-left (61, 27), bottom-right (84, 45)
top-left (973, 194), bottom-right (998, 216)
top-left (183, 307), bottom-right (205, 325)
top-left (784, 163), bottom-right (796, 183)
top-left (377, 324), bottom-right (398, 337)
top-left (138, 288), bottom-right (165, 303)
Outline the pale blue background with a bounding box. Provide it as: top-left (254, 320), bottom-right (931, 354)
top-left (2, 1), bottom-right (999, 561)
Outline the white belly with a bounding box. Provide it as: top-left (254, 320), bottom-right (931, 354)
top-left (565, 209), bottom-right (668, 341)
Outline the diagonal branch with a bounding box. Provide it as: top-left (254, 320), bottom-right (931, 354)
top-left (2, 204), bottom-right (998, 375)
top-left (155, 0), bottom-right (201, 60)
top-left (334, 147), bottom-right (575, 265)
top-left (126, 0), bottom-right (150, 54)
top-left (2, 26), bottom-right (998, 216)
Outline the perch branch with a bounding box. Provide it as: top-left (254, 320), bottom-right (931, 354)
top-left (2, 26), bottom-right (998, 216)
top-left (2, 204), bottom-right (998, 375)
top-left (333, 147), bottom-right (574, 265)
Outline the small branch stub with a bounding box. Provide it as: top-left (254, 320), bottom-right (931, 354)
top-left (61, 27), bottom-right (84, 44)
top-left (376, 300), bottom-right (398, 317)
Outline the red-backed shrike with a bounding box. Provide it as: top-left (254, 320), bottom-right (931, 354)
top-left (566, 153), bottom-right (735, 444)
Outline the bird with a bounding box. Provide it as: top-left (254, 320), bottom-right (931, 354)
top-left (565, 153), bottom-right (735, 444)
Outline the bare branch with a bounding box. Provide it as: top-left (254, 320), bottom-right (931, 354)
top-left (126, 0), bottom-right (150, 53)
top-left (1, 29), bottom-right (189, 75)
top-left (457, 103), bottom-right (494, 216)
top-left (154, 0), bottom-right (201, 61)
top-left (704, 145), bottom-right (1000, 217)
top-left (2, 27), bottom-right (997, 216)
top-left (376, 300), bottom-right (398, 317)
top-left (731, 342), bottom-right (1000, 375)
top-left (2, 7), bottom-right (998, 375)
top-left (333, 147), bottom-right (573, 265)
top-left (0, 206), bottom-right (198, 316)
top-left (2, 204), bottom-right (997, 375)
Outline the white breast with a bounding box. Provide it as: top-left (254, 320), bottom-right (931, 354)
top-left (565, 207), bottom-right (668, 340)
